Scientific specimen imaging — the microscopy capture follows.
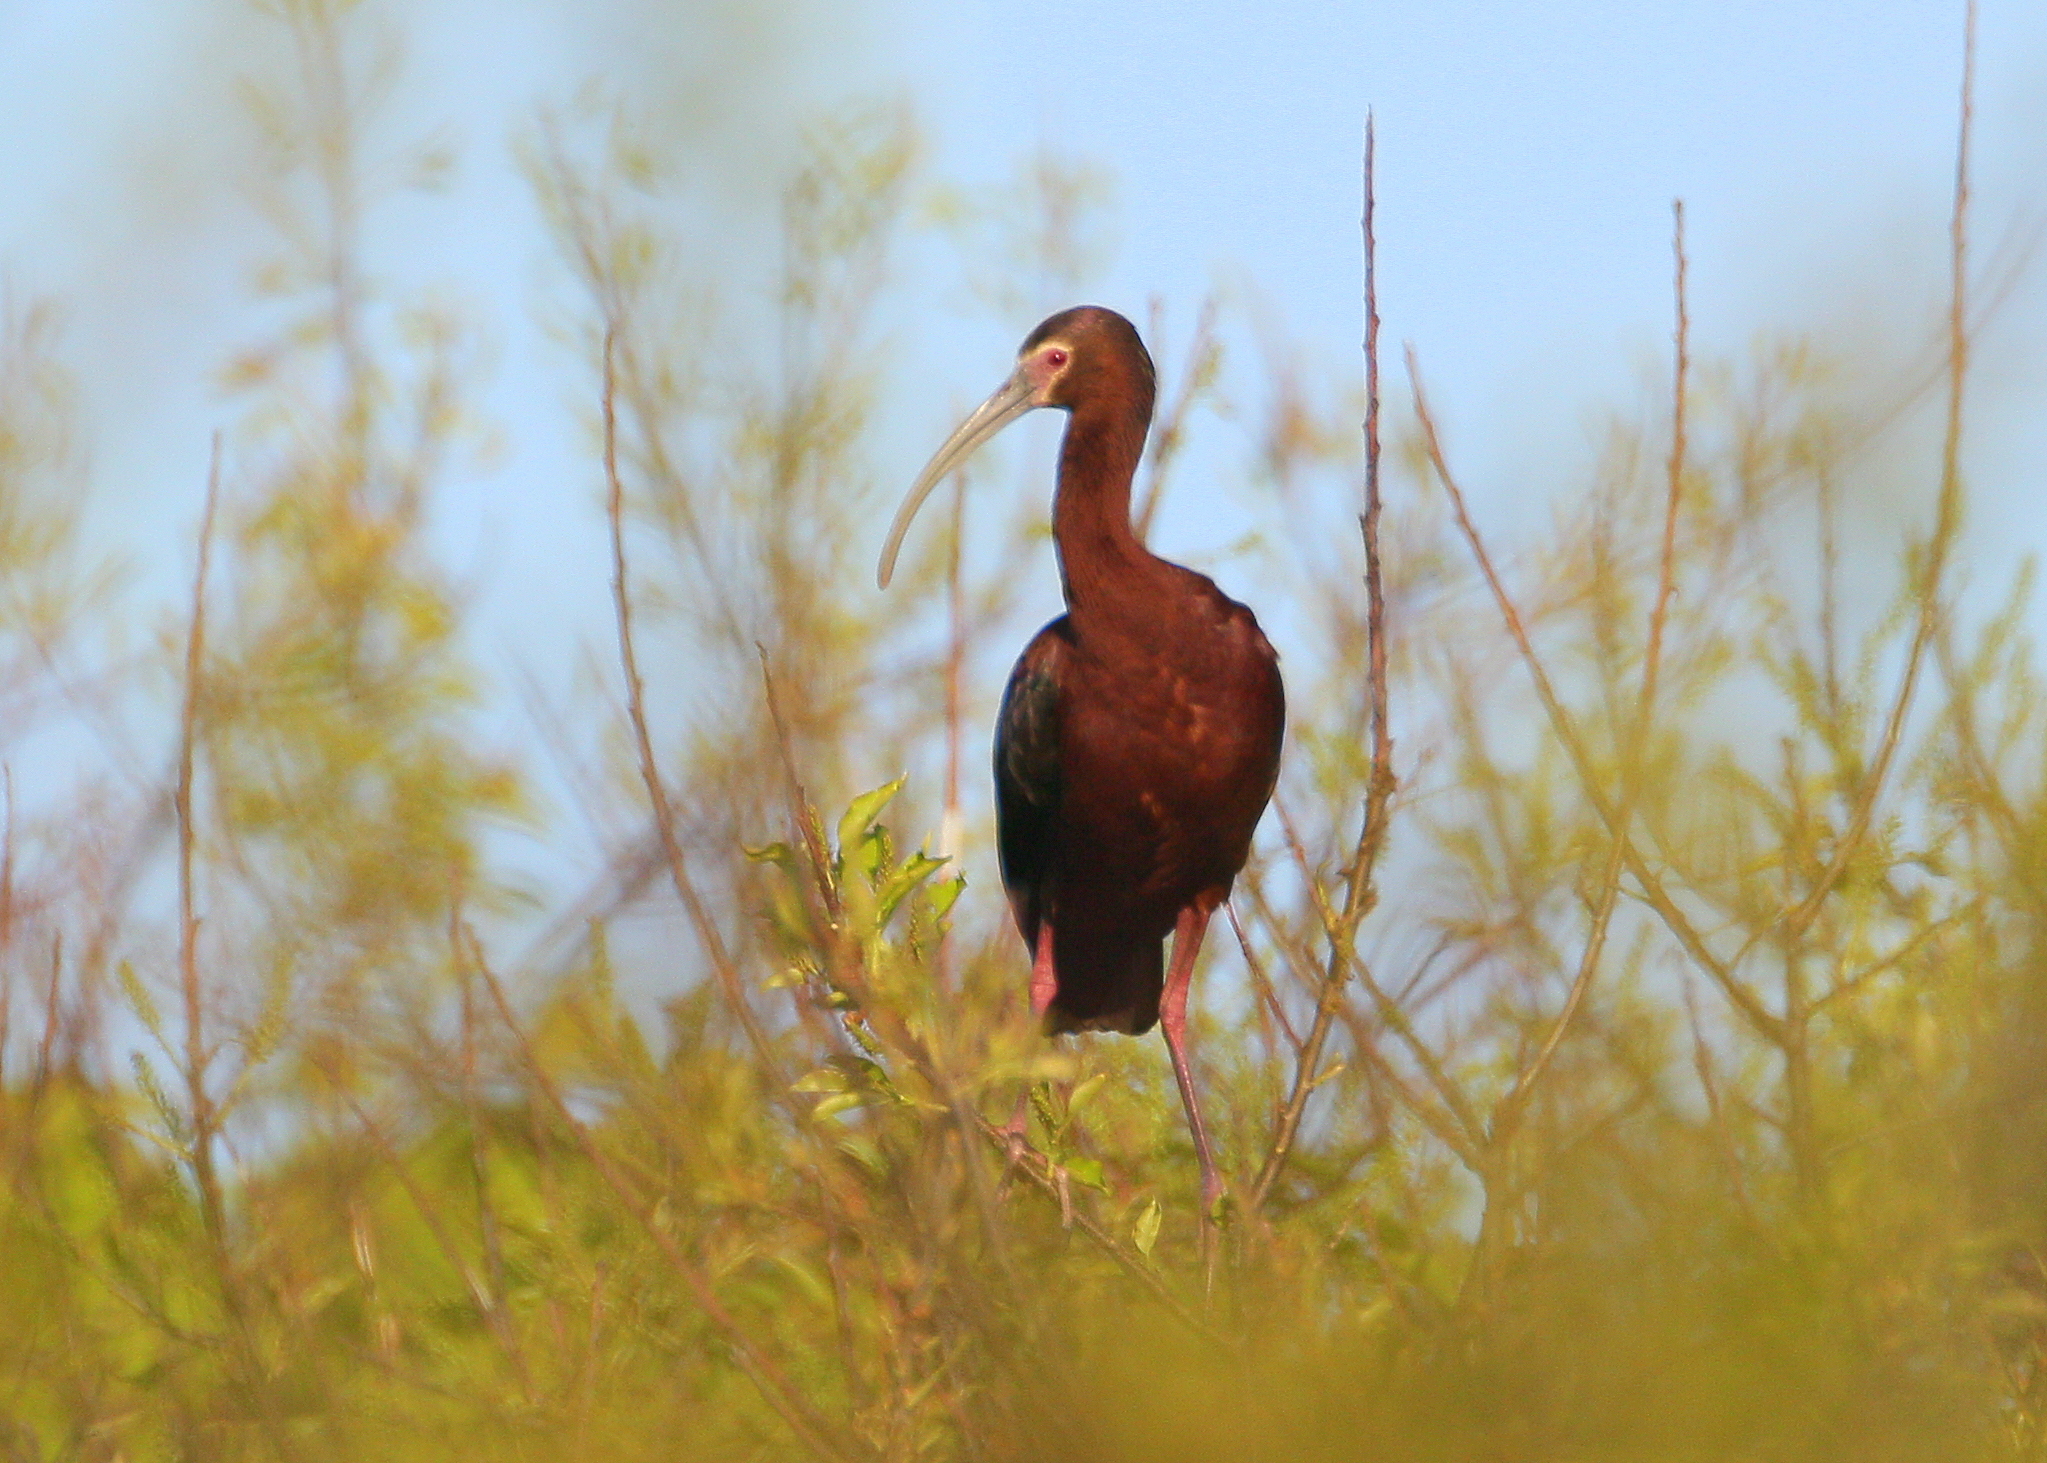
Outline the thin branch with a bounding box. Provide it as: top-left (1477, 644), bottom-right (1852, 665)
top-left (1269, 801), bottom-right (1483, 1160)
top-left (1644, 198), bottom-right (1689, 730)
top-left (1494, 198), bottom-right (1694, 1130)
top-left (1251, 113), bottom-right (1397, 1212)
top-left (331, 1070), bottom-right (532, 1392)
top-left (1226, 902), bottom-right (1300, 1055)
top-left (1406, 350), bottom-right (1779, 1044)
top-left (1750, 0), bottom-right (1974, 964)
top-left (177, 434), bottom-right (223, 1233)
top-left (1808, 902), bottom-right (1975, 1016)
top-left (603, 325), bottom-right (783, 1084)
top-left (968, 1112), bottom-right (1236, 1352)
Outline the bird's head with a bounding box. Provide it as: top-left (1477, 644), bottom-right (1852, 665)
top-left (876, 305), bottom-right (1154, 589)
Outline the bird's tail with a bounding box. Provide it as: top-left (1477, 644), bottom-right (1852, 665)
top-left (1043, 927), bottom-right (1165, 1037)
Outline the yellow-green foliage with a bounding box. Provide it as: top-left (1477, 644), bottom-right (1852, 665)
top-left (4, 3), bottom-right (2044, 1461)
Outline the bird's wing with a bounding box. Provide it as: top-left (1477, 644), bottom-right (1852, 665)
top-left (993, 617), bottom-right (1071, 946)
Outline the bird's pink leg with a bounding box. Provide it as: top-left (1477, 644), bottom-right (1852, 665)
top-left (1161, 898), bottom-right (1223, 1221)
top-left (1029, 919), bottom-right (1058, 1023)
top-left (999, 922), bottom-right (1059, 1191)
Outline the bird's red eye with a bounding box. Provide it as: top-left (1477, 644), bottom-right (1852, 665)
top-left (1046, 348), bottom-right (1068, 369)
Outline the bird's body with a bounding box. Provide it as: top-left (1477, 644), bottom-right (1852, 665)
top-left (996, 574), bottom-right (1283, 1036)
top-left (878, 305), bottom-right (1284, 1214)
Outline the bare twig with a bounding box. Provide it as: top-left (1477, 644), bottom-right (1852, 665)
top-left (1407, 351), bottom-right (1777, 1043)
top-left (1743, 0), bottom-right (1974, 967)
top-left (177, 434), bottom-right (224, 1237)
top-left (1644, 198), bottom-right (1689, 728)
top-left (1250, 113), bottom-right (1397, 1212)
top-left (1494, 198), bottom-right (1694, 1129)
top-left (603, 326), bottom-right (783, 1084)
top-left (1226, 902), bottom-right (1300, 1056)
top-left (1269, 800), bottom-right (1482, 1165)
top-left (174, 437), bottom-right (303, 1463)
top-left (1808, 902), bottom-right (1975, 1016)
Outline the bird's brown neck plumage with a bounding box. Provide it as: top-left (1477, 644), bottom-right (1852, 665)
top-left (1052, 378), bottom-right (1161, 625)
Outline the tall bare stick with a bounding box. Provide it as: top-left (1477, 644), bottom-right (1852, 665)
top-left (1408, 352), bottom-right (1777, 1043)
top-left (603, 326), bottom-right (783, 1084)
top-left (177, 434), bottom-right (224, 1240)
top-left (1251, 113), bottom-right (1395, 1212)
top-left (1493, 200), bottom-right (1693, 1134)
top-left (1746, 0), bottom-right (1973, 966)
top-left (1645, 198), bottom-right (1689, 728)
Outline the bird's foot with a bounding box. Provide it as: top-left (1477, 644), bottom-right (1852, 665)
top-left (995, 1088), bottom-right (1033, 1197)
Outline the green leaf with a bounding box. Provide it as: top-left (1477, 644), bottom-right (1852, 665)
top-left (929, 874), bottom-right (967, 921)
top-left (849, 826), bottom-right (887, 881)
top-left (767, 1254), bottom-right (835, 1310)
top-left (876, 851), bottom-right (949, 925)
top-left (1132, 1197), bottom-right (1163, 1259)
top-left (1066, 1072), bottom-right (1109, 1120)
top-left (744, 840), bottom-right (797, 868)
top-left (837, 775), bottom-right (906, 854)
top-left (811, 1091), bottom-right (867, 1121)
top-left (1065, 1156), bottom-right (1107, 1192)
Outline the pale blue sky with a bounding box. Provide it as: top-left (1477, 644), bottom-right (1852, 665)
top-left (1, 0), bottom-right (2043, 900)
top-left (3, 1), bottom-right (2041, 598)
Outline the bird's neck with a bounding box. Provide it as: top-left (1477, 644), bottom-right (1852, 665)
top-left (1053, 396), bottom-right (1163, 626)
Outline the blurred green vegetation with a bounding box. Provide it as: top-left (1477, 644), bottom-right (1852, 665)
top-left (3, 2), bottom-right (2043, 1460)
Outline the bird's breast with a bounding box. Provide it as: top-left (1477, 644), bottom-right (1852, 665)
top-left (1054, 610), bottom-right (1283, 908)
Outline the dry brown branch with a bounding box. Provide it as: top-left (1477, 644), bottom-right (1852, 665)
top-left (603, 326), bottom-right (783, 1084)
top-left (1645, 198), bottom-right (1689, 727)
top-left (1406, 349), bottom-right (1781, 1045)
top-left (1226, 902), bottom-right (1301, 1056)
top-left (1493, 199), bottom-right (1695, 1133)
top-left (1250, 115), bottom-right (1397, 1213)
top-left (1269, 800), bottom-right (1483, 1165)
top-left (176, 434), bottom-right (223, 1236)
top-left (1737, 1), bottom-right (1974, 970)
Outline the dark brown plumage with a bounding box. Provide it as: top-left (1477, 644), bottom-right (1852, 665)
top-left (879, 305), bottom-right (1285, 1213)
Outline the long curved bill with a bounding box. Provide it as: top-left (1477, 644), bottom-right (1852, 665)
top-left (876, 366), bottom-right (1037, 589)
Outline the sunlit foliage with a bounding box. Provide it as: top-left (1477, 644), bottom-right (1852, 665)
top-left (1, 2), bottom-right (2041, 1460)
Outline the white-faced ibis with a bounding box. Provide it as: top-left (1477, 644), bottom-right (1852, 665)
top-left (878, 306), bottom-right (1285, 1219)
